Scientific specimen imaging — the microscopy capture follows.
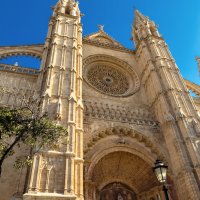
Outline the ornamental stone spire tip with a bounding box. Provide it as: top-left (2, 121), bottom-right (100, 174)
top-left (98, 24), bottom-right (104, 32)
top-left (196, 56), bottom-right (200, 75)
top-left (134, 9), bottom-right (148, 26)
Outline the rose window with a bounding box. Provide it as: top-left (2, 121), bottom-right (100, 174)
top-left (83, 55), bottom-right (140, 97)
top-left (87, 65), bottom-right (129, 96)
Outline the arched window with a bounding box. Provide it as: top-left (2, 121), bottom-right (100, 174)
top-left (48, 168), bottom-right (56, 193)
top-left (40, 167), bottom-right (47, 192)
top-left (65, 6), bottom-right (71, 15)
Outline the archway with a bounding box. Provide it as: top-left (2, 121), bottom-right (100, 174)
top-left (83, 126), bottom-right (178, 200)
top-left (85, 151), bottom-right (160, 200)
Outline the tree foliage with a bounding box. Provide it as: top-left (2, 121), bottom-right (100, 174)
top-left (0, 106), bottom-right (67, 176)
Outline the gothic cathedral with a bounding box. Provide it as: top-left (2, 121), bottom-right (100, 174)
top-left (0, 0), bottom-right (200, 200)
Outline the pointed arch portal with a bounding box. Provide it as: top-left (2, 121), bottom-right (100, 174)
top-left (85, 150), bottom-right (161, 200)
top-left (83, 126), bottom-right (178, 200)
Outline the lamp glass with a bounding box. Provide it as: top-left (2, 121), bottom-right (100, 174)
top-left (153, 160), bottom-right (168, 183)
top-left (155, 167), bottom-right (167, 183)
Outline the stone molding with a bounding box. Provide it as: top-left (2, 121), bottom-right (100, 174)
top-left (0, 44), bottom-right (43, 59)
top-left (84, 126), bottom-right (165, 160)
top-left (83, 29), bottom-right (134, 53)
top-left (23, 193), bottom-right (76, 200)
top-left (83, 100), bottom-right (159, 129)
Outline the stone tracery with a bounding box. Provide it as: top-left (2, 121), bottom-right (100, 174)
top-left (87, 64), bottom-right (129, 96)
top-left (83, 55), bottom-right (140, 97)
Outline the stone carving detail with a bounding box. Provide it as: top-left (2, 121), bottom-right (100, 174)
top-left (30, 154), bottom-right (65, 194)
top-left (100, 183), bottom-right (137, 200)
top-left (0, 44), bottom-right (43, 59)
top-left (83, 27), bottom-right (133, 53)
top-left (84, 101), bottom-right (159, 128)
top-left (87, 64), bottom-right (129, 96)
top-left (84, 126), bottom-right (165, 160)
top-left (83, 55), bottom-right (140, 97)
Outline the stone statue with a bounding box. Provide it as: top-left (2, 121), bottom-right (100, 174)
top-left (117, 193), bottom-right (124, 200)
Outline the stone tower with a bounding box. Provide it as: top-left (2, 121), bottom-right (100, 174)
top-left (0, 2), bottom-right (200, 200)
top-left (24, 0), bottom-right (84, 199)
top-left (132, 10), bottom-right (200, 199)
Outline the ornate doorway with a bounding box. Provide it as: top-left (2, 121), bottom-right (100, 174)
top-left (84, 150), bottom-right (162, 200)
top-left (100, 182), bottom-right (137, 200)
top-left (84, 128), bottom-right (178, 200)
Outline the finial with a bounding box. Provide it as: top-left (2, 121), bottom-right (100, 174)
top-left (98, 24), bottom-right (104, 32)
top-left (196, 56), bottom-right (200, 62)
top-left (132, 3), bottom-right (137, 12)
top-left (196, 56), bottom-right (200, 66)
top-left (196, 56), bottom-right (200, 74)
top-left (14, 62), bottom-right (19, 66)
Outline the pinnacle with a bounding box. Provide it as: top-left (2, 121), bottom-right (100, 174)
top-left (135, 9), bottom-right (144, 17)
top-left (134, 9), bottom-right (147, 22)
top-left (55, 0), bottom-right (75, 7)
top-left (98, 24), bottom-right (104, 32)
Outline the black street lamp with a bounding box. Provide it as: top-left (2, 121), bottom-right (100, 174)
top-left (153, 159), bottom-right (170, 200)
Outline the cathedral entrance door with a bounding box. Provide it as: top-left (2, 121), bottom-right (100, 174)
top-left (85, 150), bottom-right (161, 199)
top-left (100, 182), bottom-right (137, 200)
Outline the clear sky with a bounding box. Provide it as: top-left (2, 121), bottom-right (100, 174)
top-left (0, 0), bottom-right (199, 85)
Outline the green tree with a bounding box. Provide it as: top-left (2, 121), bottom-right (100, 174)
top-left (0, 106), bottom-right (67, 176)
top-left (0, 79), bottom-right (67, 176)
top-left (0, 83), bottom-right (67, 176)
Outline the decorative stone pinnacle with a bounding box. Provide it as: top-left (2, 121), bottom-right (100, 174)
top-left (98, 24), bottom-right (104, 32)
top-left (196, 56), bottom-right (200, 75)
top-left (14, 62), bottom-right (19, 66)
top-left (196, 56), bottom-right (200, 62)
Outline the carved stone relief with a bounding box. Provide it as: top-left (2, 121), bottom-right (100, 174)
top-left (83, 101), bottom-right (159, 129)
top-left (100, 182), bottom-right (137, 200)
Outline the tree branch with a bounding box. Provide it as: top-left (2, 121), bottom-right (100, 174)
top-left (0, 131), bottom-right (25, 177)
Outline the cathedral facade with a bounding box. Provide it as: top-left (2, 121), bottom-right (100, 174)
top-left (0, 0), bottom-right (200, 200)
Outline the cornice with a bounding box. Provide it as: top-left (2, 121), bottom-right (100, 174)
top-left (0, 44), bottom-right (44, 59)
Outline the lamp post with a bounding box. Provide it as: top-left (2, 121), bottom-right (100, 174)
top-left (153, 159), bottom-right (170, 200)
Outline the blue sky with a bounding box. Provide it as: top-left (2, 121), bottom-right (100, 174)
top-left (0, 0), bottom-right (199, 85)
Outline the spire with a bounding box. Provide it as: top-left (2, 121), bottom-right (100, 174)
top-left (98, 24), bottom-right (104, 32)
top-left (53, 0), bottom-right (80, 17)
top-left (132, 9), bottom-right (161, 47)
top-left (134, 10), bottom-right (148, 26)
top-left (196, 56), bottom-right (200, 75)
